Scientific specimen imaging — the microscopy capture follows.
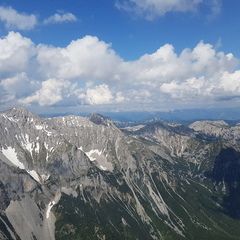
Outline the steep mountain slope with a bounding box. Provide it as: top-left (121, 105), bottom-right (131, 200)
top-left (0, 108), bottom-right (240, 240)
top-left (190, 120), bottom-right (240, 149)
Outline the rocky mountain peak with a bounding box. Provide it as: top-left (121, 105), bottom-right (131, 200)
top-left (4, 107), bottom-right (38, 120)
top-left (89, 113), bottom-right (112, 126)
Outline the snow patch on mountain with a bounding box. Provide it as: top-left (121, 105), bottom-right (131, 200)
top-left (46, 201), bottom-right (56, 219)
top-left (1, 114), bottom-right (19, 123)
top-left (123, 125), bottom-right (145, 132)
top-left (27, 170), bottom-right (41, 182)
top-left (35, 125), bottom-right (43, 130)
top-left (2, 147), bottom-right (25, 169)
top-left (1, 147), bottom-right (43, 183)
top-left (85, 149), bottom-right (103, 161)
top-left (23, 134), bottom-right (33, 155)
top-left (99, 165), bottom-right (107, 171)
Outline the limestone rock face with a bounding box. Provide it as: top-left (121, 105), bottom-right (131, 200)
top-left (0, 108), bottom-right (240, 240)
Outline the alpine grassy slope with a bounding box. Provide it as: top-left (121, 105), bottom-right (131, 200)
top-left (0, 107), bottom-right (240, 239)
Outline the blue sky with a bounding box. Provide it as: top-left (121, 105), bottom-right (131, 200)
top-left (1, 0), bottom-right (238, 59)
top-left (0, 0), bottom-right (239, 113)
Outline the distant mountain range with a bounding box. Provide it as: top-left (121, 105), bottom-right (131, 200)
top-left (0, 107), bottom-right (240, 240)
top-left (39, 107), bottom-right (240, 124)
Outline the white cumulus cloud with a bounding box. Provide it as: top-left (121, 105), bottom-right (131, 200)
top-left (0, 6), bottom-right (37, 30)
top-left (0, 31), bottom-right (35, 74)
top-left (36, 35), bottom-right (121, 80)
top-left (116, 0), bottom-right (221, 20)
top-left (0, 31), bottom-right (240, 111)
top-left (84, 84), bottom-right (114, 105)
top-left (20, 79), bottom-right (70, 106)
top-left (43, 12), bottom-right (77, 25)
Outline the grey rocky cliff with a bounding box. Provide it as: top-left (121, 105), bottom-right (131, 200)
top-left (0, 108), bottom-right (240, 240)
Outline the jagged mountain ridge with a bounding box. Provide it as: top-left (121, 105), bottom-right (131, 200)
top-left (0, 107), bottom-right (240, 240)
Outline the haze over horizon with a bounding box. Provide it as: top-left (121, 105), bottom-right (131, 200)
top-left (0, 0), bottom-right (240, 114)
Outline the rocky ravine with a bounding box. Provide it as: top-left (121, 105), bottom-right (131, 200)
top-left (0, 108), bottom-right (240, 240)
